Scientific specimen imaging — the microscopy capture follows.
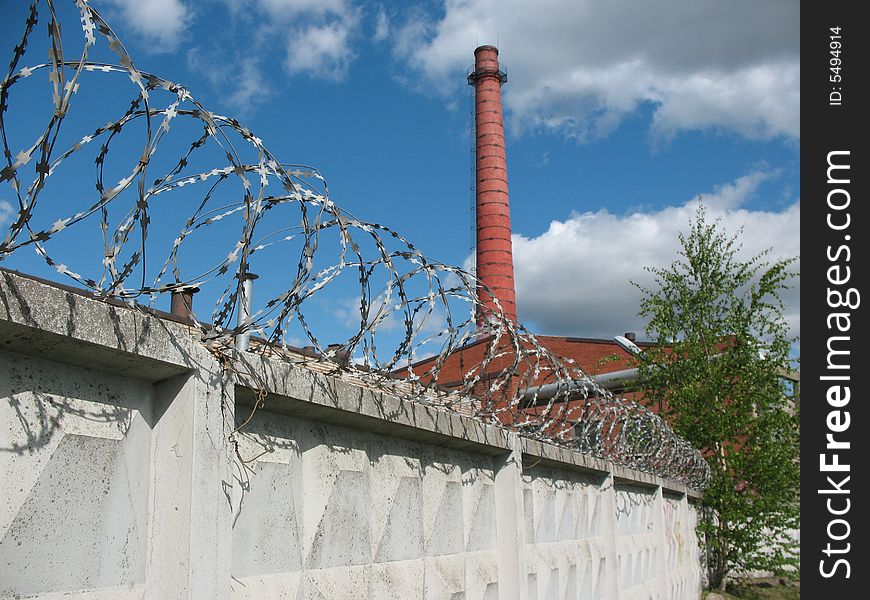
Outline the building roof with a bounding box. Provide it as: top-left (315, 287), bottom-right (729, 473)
top-left (395, 332), bottom-right (650, 391)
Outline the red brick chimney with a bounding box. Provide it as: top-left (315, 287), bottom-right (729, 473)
top-left (468, 45), bottom-right (517, 327)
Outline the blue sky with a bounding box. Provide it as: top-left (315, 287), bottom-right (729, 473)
top-left (0, 0), bottom-right (799, 350)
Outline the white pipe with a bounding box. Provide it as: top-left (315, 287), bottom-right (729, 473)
top-left (518, 367), bottom-right (645, 405)
top-left (235, 273), bottom-right (258, 353)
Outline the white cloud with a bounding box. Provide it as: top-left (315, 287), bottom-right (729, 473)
top-left (649, 63), bottom-right (801, 142)
top-left (391, 11), bottom-right (433, 70)
top-left (186, 49), bottom-right (271, 115)
top-left (186, 46), bottom-right (222, 86)
top-left (395, 0), bottom-right (799, 141)
top-left (511, 173), bottom-right (800, 341)
top-left (253, 1), bottom-right (362, 81)
top-left (176, 1), bottom-right (362, 111)
top-left (331, 293), bottom-right (450, 338)
top-left (285, 14), bottom-right (359, 80)
top-left (256, 0), bottom-right (347, 21)
top-left (332, 296), bottom-right (400, 333)
top-left (228, 60), bottom-right (271, 112)
top-left (0, 200), bottom-right (13, 228)
top-left (103, 0), bottom-right (191, 50)
top-left (373, 7), bottom-right (390, 42)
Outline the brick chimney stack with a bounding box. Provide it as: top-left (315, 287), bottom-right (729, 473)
top-left (468, 45), bottom-right (517, 327)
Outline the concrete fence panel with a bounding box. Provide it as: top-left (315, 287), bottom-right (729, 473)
top-left (0, 270), bottom-right (703, 599)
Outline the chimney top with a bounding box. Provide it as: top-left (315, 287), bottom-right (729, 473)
top-left (170, 286), bottom-right (200, 322)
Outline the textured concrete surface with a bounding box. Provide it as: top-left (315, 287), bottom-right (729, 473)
top-left (522, 466), bottom-right (613, 600)
top-left (230, 408), bottom-right (501, 600)
top-left (0, 350), bottom-right (153, 598)
top-left (0, 270), bottom-right (704, 599)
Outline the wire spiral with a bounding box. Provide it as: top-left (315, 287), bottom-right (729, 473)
top-left (0, 0), bottom-right (710, 489)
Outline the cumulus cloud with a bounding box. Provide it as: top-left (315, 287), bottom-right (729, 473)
top-left (240, 0), bottom-right (362, 81)
top-left (285, 13), bottom-right (360, 80)
top-left (103, 0), bottom-right (191, 50)
top-left (511, 173), bottom-right (800, 341)
top-left (395, 0), bottom-right (799, 141)
top-left (187, 0), bottom-right (360, 103)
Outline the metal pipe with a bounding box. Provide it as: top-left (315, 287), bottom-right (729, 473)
top-left (518, 367), bottom-right (645, 405)
top-left (518, 334), bottom-right (649, 404)
top-left (591, 367), bottom-right (645, 390)
top-left (169, 286), bottom-right (199, 322)
top-left (235, 272), bottom-right (259, 353)
top-left (518, 340), bottom-right (740, 405)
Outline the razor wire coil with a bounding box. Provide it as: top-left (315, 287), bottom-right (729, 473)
top-left (0, 0), bottom-right (711, 489)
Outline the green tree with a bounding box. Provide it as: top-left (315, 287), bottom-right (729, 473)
top-left (633, 204), bottom-right (799, 590)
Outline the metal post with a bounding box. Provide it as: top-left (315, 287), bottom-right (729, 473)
top-left (235, 273), bottom-right (258, 353)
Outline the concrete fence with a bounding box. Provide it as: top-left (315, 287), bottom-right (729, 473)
top-left (0, 270), bottom-right (704, 599)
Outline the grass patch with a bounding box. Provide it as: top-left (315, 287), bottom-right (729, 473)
top-left (703, 577), bottom-right (800, 600)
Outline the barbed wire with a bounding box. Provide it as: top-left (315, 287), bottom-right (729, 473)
top-left (0, 0), bottom-right (710, 489)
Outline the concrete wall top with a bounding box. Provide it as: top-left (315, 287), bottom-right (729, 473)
top-left (0, 269), bottom-right (204, 381)
top-left (0, 268), bottom-right (702, 499)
